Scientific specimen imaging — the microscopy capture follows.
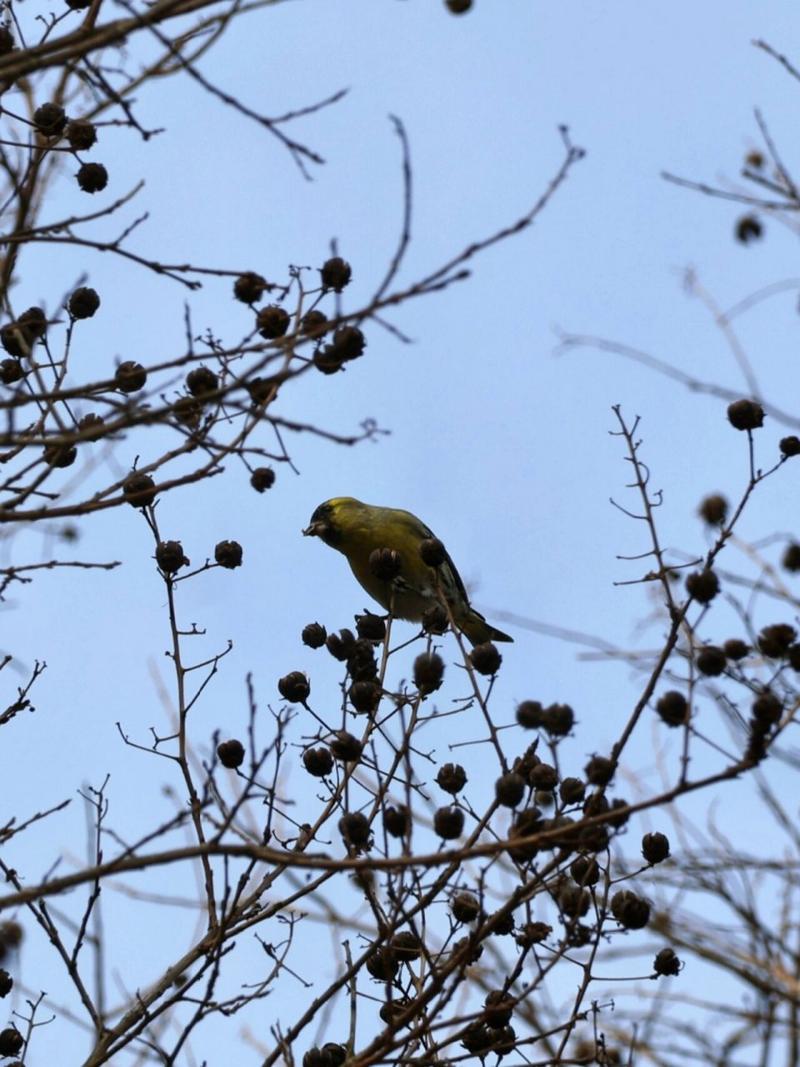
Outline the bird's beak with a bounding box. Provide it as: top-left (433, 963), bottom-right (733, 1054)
top-left (303, 521), bottom-right (324, 537)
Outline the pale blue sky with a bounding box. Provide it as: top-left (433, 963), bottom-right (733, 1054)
top-left (5, 1), bottom-right (800, 1061)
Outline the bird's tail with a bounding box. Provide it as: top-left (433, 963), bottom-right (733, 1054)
top-left (458, 608), bottom-right (513, 646)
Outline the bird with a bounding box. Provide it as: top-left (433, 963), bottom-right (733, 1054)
top-left (303, 497), bottom-right (513, 646)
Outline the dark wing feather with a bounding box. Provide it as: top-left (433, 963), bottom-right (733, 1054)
top-left (394, 508), bottom-right (470, 605)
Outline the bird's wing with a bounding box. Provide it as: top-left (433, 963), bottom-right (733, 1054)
top-left (438, 545), bottom-right (470, 605)
top-left (393, 508), bottom-right (471, 606)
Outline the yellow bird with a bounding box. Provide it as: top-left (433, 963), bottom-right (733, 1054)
top-left (303, 497), bottom-right (513, 646)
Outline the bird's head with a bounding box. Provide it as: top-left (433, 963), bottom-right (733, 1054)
top-left (303, 497), bottom-right (359, 547)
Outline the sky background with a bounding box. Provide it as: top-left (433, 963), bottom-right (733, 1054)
top-left (5, 0), bottom-right (800, 1062)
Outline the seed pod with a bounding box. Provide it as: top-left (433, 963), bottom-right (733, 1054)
top-left (0, 358), bottom-right (23, 384)
top-left (655, 690), bottom-right (688, 727)
top-left (19, 306), bottom-right (47, 339)
top-left (570, 854), bottom-right (600, 886)
top-left (419, 537), bottom-right (446, 567)
top-left (186, 366), bottom-right (218, 396)
top-left (66, 118), bottom-right (97, 150)
top-left (696, 645), bottom-right (726, 676)
top-left (320, 256), bottom-right (352, 292)
top-left (433, 805), bottom-right (464, 839)
top-left (217, 739), bottom-right (245, 769)
top-left (509, 806), bottom-right (547, 862)
top-left (300, 309), bottom-right (328, 336)
top-left (331, 325), bottom-right (365, 360)
top-left (338, 812), bottom-right (370, 848)
top-left (0, 922), bottom-right (23, 950)
top-left (233, 272), bottom-right (269, 304)
top-left (516, 700), bottom-right (544, 728)
top-left (727, 398), bottom-right (764, 430)
top-left (653, 947), bottom-right (682, 976)
top-left (469, 641), bottom-right (502, 675)
top-left (329, 731), bottom-right (362, 762)
top-left (313, 344), bottom-right (344, 375)
top-left (542, 702), bottom-right (574, 736)
top-left (383, 804), bottom-right (410, 839)
top-left (758, 623), bottom-right (797, 658)
top-left (122, 471), bottom-right (157, 508)
top-left (250, 467), bottom-right (276, 492)
top-left (559, 777), bottom-right (586, 804)
top-left (413, 651), bottom-right (444, 695)
top-left (349, 679), bottom-right (381, 714)
top-left (584, 756), bottom-right (614, 786)
top-left (214, 540), bottom-right (243, 569)
top-left (155, 540), bottom-right (188, 574)
top-left (369, 547), bottom-right (401, 581)
top-left (735, 214), bottom-right (762, 244)
top-left (43, 443), bottom-right (77, 468)
top-left (366, 946), bottom-right (398, 980)
top-left (515, 921), bottom-right (551, 948)
top-left (379, 998), bottom-right (416, 1027)
top-left (723, 638), bottom-right (749, 660)
top-left (528, 762), bottom-right (557, 792)
top-left (451, 935), bottom-right (484, 964)
top-left (68, 286), bottom-right (100, 319)
top-left (302, 746), bottom-right (333, 777)
top-left (326, 628), bottom-right (356, 660)
top-left (685, 568), bottom-right (719, 604)
top-left (461, 1024), bottom-right (494, 1055)
top-left (0, 1027), bottom-right (23, 1057)
top-left (610, 889), bottom-right (651, 929)
top-left (436, 762), bottom-right (467, 794)
top-left (115, 361), bottom-right (147, 393)
top-left (322, 1044), bottom-right (346, 1067)
top-left (256, 304), bottom-right (290, 339)
top-left (247, 376), bottom-right (276, 404)
top-left (421, 603), bottom-right (448, 635)
top-left (347, 639), bottom-right (377, 681)
top-left (608, 798), bottom-right (630, 829)
top-left (490, 908), bottom-right (515, 936)
top-left (301, 622), bottom-right (327, 649)
top-left (579, 821), bottom-right (610, 854)
top-left (355, 612), bottom-right (386, 642)
top-left (451, 891), bottom-right (480, 923)
top-left (641, 831), bottom-right (670, 864)
top-left (558, 883), bottom-right (591, 919)
top-left (173, 395), bottom-right (203, 428)
top-left (752, 690), bottom-right (782, 726)
top-left (391, 930), bottom-right (422, 960)
top-left (76, 162), bottom-right (108, 193)
top-left (483, 990), bottom-right (514, 1029)
top-left (302, 1049), bottom-right (327, 1067)
top-left (277, 671), bottom-right (310, 703)
top-left (495, 772), bottom-right (526, 808)
top-left (698, 493), bottom-right (727, 526)
top-left (1, 309), bottom-right (45, 357)
top-left (34, 102), bottom-right (67, 137)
